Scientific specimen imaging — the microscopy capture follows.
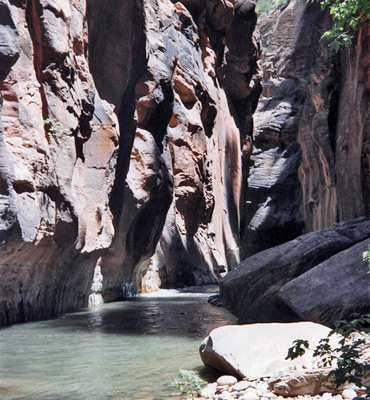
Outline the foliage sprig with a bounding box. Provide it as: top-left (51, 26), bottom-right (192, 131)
top-left (286, 313), bottom-right (370, 398)
top-left (44, 118), bottom-right (71, 148)
top-left (171, 369), bottom-right (204, 398)
top-left (312, 0), bottom-right (370, 50)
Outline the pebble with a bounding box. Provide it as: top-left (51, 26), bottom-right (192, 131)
top-left (201, 383), bottom-right (217, 398)
top-left (263, 393), bottom-right (277, 399)
top-left (217, 376), bottom-right (238, 386)
top-left (239, 390), bottom-right (260, 400)
top-left (230, 381), bottom-right (251, 391)
top-left (219, 391), bottom-right (234, 400)
top-left (342, 389), bottom-right (357, 399)
top-left (198, 376), bottom-right (362, 400)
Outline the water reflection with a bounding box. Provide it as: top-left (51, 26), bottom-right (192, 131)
top-left (55, 295), bottom-right (236, 339)
top-left (0, 291), bottom-right (236, 399)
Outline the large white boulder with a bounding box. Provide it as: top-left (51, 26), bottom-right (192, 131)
top-left (199, 322), bottom-right (335, 378)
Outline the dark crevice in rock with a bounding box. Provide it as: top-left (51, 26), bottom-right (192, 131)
top-left (327, 56), bottom-right (342, 160)
top-left (144, 78), bottom-right (174, 152)
top-left (74, 96), bottom-right (95, 162)
top-left (125, 162), bottom-right (173, 263)
top-left (25, 0), bottom-right (48, 120)
top-left (109, 83), bottom-right (139, 225)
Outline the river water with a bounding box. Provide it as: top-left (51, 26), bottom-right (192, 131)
top-left (0, 288), bottom-right (237, 400)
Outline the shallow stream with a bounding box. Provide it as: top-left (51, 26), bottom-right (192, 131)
top-left (0, 288), bottom-right (237, 399)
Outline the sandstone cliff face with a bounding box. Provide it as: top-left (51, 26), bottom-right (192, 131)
top-left (244, 0), bottom-right (370, 255)
top-left (0, 0), bottom-right (260, 325)
top-left (298, 23), bottom-right (370, 231)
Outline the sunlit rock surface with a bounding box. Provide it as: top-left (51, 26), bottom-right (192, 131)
top-left (0, 0), bottom-right (260, 325)
top-left (200, 322), bottom-right (334, 378)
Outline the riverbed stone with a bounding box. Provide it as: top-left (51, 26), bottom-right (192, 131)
top-left (201, 383), bottom-right (217, 398)
top-left (341, 389), bottom-right (357, 400)
top-left (240, 389), bottom-right (260, 400)
top-left (200, 322), bottom-right (334, 378)
top-left (217, 375), bottom-right (238, 386)
top-left (230, 381), bottom-right (251, 391)
top-left (220, 391), bottom-right (234, 400)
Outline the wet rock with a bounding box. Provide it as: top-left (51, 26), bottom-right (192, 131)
top-left (208, 293), bottom-right (224, 307)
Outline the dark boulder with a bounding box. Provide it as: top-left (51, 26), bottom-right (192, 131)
top-left (278, 239), bottom-right (370, 326)
top-left (220, 218), bottom-right (370, 325)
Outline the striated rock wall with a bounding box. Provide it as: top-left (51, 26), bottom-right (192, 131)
top-left (0, 0), bottom-right (261, 325)
top-left (242, 0), bottom-right (324, 256)
top-left (299, 23), bottom-right (370, 231)
top-left (244, 0), bottom-right (370, 255)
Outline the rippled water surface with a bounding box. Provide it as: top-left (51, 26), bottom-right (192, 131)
top-left (0, 289), bottom-right (237, 399)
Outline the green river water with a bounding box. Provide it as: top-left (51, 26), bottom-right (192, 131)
top-left (0, 289), bottom-right (237, 400)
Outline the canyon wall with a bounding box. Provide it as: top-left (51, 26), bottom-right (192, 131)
top-left (298, 22), bottom-right (370, 231)
top-left (0, 0), bottom-right (260, 325)
top-left (243, 0), bottom-right (370, 256)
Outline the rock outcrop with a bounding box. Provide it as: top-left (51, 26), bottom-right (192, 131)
top-left (220, 218), bottom-right (370, 325)
top-left (298, 21), bottom-right (370, 231)
top-left (0, 0), bottom-right (261, 326)
top-left (243, 0), bottom-right (370, 255)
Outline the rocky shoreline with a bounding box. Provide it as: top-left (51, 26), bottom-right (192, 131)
top-left (199, 375), bottom-right (364, 400)
top-left (196, 322), bottom-right (370, 400)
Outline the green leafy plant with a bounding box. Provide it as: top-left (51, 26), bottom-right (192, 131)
top-left (286, 313), bottom-right (370, 398)
top-left (363, 245), bottom-right (370, 271)
top-left (311, 0), bottom-right (370, 50)
top-left (286, 339), bottom-right (309, 360)
top-left (44, 118), bottom-right (70, 147)
top-left (170, 369), bottom-right (204, 398)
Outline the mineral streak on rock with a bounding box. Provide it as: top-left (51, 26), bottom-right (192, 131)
top-left (299, 23), bottom-right (370, 231)
top-left (0, 0), bottom-right (261, 325)
top-left (243, 0), bottom-right (370, 255)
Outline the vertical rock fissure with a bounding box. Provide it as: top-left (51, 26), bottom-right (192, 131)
top-left (25, 0), bottom-right (48, 121)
